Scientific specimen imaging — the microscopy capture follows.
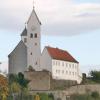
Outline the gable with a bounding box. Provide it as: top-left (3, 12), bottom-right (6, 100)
top-left (8, 41), bottom-right (27, 57)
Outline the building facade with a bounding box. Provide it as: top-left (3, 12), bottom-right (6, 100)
top-left (41, 46), bottom-right (82, 84)
top-left (8, 7), bottom-right (82, 84)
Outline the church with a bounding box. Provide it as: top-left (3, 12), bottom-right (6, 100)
top-left (8, 7), bottom-right (82, 84)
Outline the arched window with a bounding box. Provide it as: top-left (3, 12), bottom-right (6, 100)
top-left (34, 33), bottom-right (37, 38)
top-left (30, 33), bottom-right (33, 38)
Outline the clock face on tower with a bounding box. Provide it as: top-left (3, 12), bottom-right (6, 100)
top-left (31, 25), bottom-right (36, 31)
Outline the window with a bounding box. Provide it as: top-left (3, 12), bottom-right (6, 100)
top-left (53, 61), bottom-right (55, 65)
top-left (30, 33), bottom-right (33, 38)
top-left (35, 62), bottom-right (38, 65)
top-left (34, 33), bottom-right (37, 38)
top-left (56, 70), bottom-right (60, 74)
top-left (75, 65), bottom-right (77, 69)
top-left (62, 70), bottom-right (64, 74)
top-left (66, 63), bottom-right (67, 67)
top-left (58, 62), bottom-right (60, 66)
top-left (66, 71), bottom-right (68, 74)
top-left (56, 70), bottom-right (58, 73)
top-left (30, 52), bottom-right (32, 55)
top-left (56, 61), bottom-right (57, 66)
top-left (24, 38), bottom-right (27, 43)
top-left (73, 64), bottom-right (74, 69)
top-left (69, 64), bottom-right (71, 68)
top-left (35, 43), bottom-right (37, 46)
top-left (62, 62), bottom-right (64, 66)
top-left (58, 70), bottom-right (60, 74)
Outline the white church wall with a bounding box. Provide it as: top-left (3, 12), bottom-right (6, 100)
top-left (41, 48), bottom-right (52, 72)
top-left (9, 41), bottom-right (27, 74)
top-left (27, 9), bottom-right (41, 71)
top-left (52, 59), bottom-right (81, 83)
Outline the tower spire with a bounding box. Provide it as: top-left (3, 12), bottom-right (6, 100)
top-left (33, 0), bottom-right (35, 9)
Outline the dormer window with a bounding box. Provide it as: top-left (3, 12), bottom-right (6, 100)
top-left (34, 33), bottom-right (37, 38)
top-left (30, 33), bottom-right (33, 38)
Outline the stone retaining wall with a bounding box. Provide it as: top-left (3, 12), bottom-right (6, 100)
top-left (24, 71), bottom-right (77, 90)
top-left (24, 71), bottom-right (51, 90)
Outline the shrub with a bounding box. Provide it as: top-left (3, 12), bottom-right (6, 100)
top-left (39, 93), bottom-right (49, 100)
top-left (91, 91), bottom-right (99, 99)
top-left (48, 93), bottom-right (54, 100)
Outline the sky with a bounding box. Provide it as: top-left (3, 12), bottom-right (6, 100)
top-left (0, 0), bottom-right (100, 74)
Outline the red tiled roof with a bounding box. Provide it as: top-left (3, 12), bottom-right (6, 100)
top-left (46, 46), bottom-right (79, 63)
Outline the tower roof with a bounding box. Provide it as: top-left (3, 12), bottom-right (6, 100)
top-left (46, 46), bottom-right (79, 63)
top-left (21, 28), bottom-right (27, 36)
top-left (27, 8), bottom-right (41, 25)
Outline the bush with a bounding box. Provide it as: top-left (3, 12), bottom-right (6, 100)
top-left (39, 93), bottom-right (49, 100)
top-left (91, 91), bottom-right (99, 99)
top-left (90, 71), bottom-right (100, 83)
top-left (48, 93), bottom-right (54, 100)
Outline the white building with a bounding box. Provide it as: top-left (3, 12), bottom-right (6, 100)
top-left (8, 7), bottom-right (82, 84)
top-left (41, 46), bottom-right (82, 84)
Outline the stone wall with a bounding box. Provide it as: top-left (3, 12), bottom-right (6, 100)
top-left (29, 84), bottom-right (100, 100)
top-left (24, 71), bottom-right (77, 91)
top-left (65, 84), bottom-right (100, 95)
top-left (24, 71), bottom-right (51, 90)
top-left (24, 71), bottom-right (100, 100)
top-left (50, 78), bottom-right (77, 90)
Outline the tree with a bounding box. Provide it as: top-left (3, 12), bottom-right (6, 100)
top-left (17, 72), bottom-right (30, 88)
top-left (48, 93), bottom-right (54, 100)
top-left (9, 73), bottom-right (30, 99)
top-left (90, 70), bottom-right (100, 83)
top-left (10, 82), bottom-right (21, 93)
top-left (8, 74), bottom-right (17, 84)
top-left (0, 74), bottom-right (8, 100)
top-left (17, 72), bottom-right (30, 99)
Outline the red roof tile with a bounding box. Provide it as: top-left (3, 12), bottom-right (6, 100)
top-left (46, 46), bottom-right (79, 63)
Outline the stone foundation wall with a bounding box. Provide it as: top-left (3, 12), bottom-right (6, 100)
top-left (50, 79), bottom-right (77, 90)
top-left (24, 71), bottom-right (77, 91)
top-left (66, 84), bottom-right (100, 95)
top-left (24, 71), bottom-right (51, 90)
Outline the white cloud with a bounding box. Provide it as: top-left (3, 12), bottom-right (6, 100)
top-left (0, 0), bottom-right (100, 35)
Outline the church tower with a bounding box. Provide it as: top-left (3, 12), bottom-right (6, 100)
top-left (22, 8), bottom-right (41, 71)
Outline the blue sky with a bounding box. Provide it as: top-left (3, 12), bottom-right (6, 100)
top-left (0, 0), bottom-right (100, 73)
